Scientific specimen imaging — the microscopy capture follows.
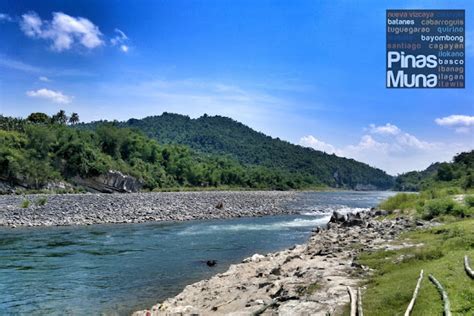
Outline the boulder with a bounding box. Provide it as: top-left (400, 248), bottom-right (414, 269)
top-left (343, 213), bottom-right (364, 227)
top-left (329, 211), bottom-right (346, 223)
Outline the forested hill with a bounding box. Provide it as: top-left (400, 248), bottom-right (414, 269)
top-left (81, 113), bottom-right (394, 190)
top-left (394, 151), bottom-right (474, 191)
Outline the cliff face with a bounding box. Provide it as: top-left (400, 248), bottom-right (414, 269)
top-left (73, 170), bottom-right (142, 193)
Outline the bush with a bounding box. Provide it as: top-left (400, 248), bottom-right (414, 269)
top-left (465, 195), bottom-right (474, 207)
top-left (422, 197), bottom-right (468, 219)
top-left (35, 197), bottom-right (47, 206)
top-left (378, 193), bottom-right (419, 211)
top-left (21, 199), bottom-right (30, 208)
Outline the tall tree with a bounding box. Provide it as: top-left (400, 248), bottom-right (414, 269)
top-left (26, 112), bottom-right (50, 124)
top-left (69, 112), bottom-right (80, 125)
top-left (52, 110), bottom-right (68, 125)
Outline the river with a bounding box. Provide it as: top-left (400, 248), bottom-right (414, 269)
top-left (0, 191), bottom-right (394, 315)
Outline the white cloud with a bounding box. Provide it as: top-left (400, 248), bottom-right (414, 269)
top-left (39, 76), bottom-right (50, 82)
top-left (298, 123), bottom-right (472, 175)
top-left (20, 11), bottom-right (103, 51)
top-left (436, 114), bottom-right (474, 134)
top-left (120, 44), bottom-right (129, 52)
top-left (111, 28), bottom-right (130, 53)
top-left (0, 13), bottom-right (13, 22)
top-left (435, 114), bottom-right (474, 127)
top-left (395, 132), bottom-right (435, 150)
top-left (299, 135), bottom-right (336, 154)
top-left (20, 12), bottom-right (42, 36)
top-left (369, 123), bottom-right (400, 135)
top-left (26, 88), bottom-right (72, 104)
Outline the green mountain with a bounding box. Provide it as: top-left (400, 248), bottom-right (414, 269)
top-left (395, 151), bottom-right (474, 191)
top-left (2, 112), bottom-right (326, 192)
top-left (83, 113), bottom-right (394, 189)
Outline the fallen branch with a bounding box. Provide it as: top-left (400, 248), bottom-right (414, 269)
top-left (429, 274), bottom-right (451, 316)
top-left (464, 255), bottom-right (474, 279)
top-left (252, 299), bottom-right (278, 316)
top-left (357, 287), bottom-right (364, 316)
top-left (347, 286), bottom-right (357, 316)
top-left (404, 269), bottom-right (424, 316)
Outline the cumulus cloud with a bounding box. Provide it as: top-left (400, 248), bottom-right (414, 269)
top-left (20, 11), bottom-right (103, 51)
top-left (110, 28), bottom-right (129, 53)
top-left (298, 122), bottom-right (472, 175)
top-left (299, 135), bottom-right (337, 154)
top-left (369, 123), bottom-right (400, 135)
top-left (26, 88), bottom-right (72, 104)
top-left (435, 114), bottom-right (474, 134)
top-left (435, 114), bottom-right (474, 127)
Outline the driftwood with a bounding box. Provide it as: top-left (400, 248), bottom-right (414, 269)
top-left (347, 286), bottom-right (357, 316)
top-left (357, 287), bottom-right (364, 316)
top-left (252, 299), bottom-right (278, 316)
top-left (428, 274), bottom-right (451, 316)
top-left (404, 269), bottom-right (424, 316)
top-left (464, 255), bottom-right (474, 279)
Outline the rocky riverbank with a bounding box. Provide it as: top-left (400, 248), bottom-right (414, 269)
top-left (134, 210), bottom-right (431, 316)
top-left (0, 191), bottom-right (299, 227)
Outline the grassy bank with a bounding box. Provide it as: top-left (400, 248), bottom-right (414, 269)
top-left (378, 188), bottom-right (474, 220)
top-left (358, 219), bottom-right (474, 315)
top-left (351, 185), bottom-right (473, 315)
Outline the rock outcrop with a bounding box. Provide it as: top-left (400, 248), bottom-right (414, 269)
top-left (73, 170), bottom-right (142, 193)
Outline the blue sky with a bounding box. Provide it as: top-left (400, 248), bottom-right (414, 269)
top-left (0, 0), bottom-right (473, 174)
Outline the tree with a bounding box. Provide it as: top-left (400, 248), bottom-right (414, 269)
top-left (27, 112), bottom-right (50, 124)
top-left (69, 112), bottom-right (80, 125)
top-left (437, 163), bottom-right (454, 182)
top-left (52, 110), bottom-right (68, 125)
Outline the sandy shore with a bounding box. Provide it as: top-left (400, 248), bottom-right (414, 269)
top-left (0, 191), bottom-right (298, 227)
top-left (133, 211), bottom-right (428, 315)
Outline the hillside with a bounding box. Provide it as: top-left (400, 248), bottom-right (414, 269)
top-left (394, 151), bottom-right (474, 191)
top-left (81, 113), bottom-right (394, 190)
top-left (1, 112), bottom-right (321, 192)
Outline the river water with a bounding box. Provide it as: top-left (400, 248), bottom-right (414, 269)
top-left (0, 191), bottom-right (393, 315)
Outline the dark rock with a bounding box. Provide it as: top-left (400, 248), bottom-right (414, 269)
top-left (329, 211), bottom-right (346, 223)
top-left (206, 260), bottom-right (217, 267)
top-left (270, 267), bottom-right (281, 276)
top-left (342, 213), bottom-right (364, 227)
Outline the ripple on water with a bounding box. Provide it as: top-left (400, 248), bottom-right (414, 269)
top-left (0, 237), bottom-right (23, 248)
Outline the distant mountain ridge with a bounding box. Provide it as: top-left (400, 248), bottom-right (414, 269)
top-left (81, 113), bottom-right (395, 190)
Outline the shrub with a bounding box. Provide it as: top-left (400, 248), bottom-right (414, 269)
top-left (378, 193), bottom-right (419, 211)
top-left (465, 195), bottom-right (474, 207)
top-left (422, 197), bottom-right (468, 219)
top-left (21, 199), bottom-right (30, 208)
top-left (35, 197), bottom-right (47, 206)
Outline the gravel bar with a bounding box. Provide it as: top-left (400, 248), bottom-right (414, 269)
top-left (0, 191), bottom-right (300, 227)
